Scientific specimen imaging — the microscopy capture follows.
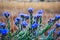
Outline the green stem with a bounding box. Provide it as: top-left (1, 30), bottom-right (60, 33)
top-left (6, 18), bottom-right (12, 40)
top-left (12, 21), bottom-right (21, 37)
top-left (6, 18), bottom-right (10, 30)
top-left (38, 16), bottom-right (42, 30)
top-left (39, 20), bottom-right (56, 35)
top-left (30, 13), bottom-right (33, 28)
top-left (39, 16), bottom-right (42, 24)
top-left (46, 30), bottom-right (54, 40)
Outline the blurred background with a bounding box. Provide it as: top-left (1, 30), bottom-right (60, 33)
top-left (1, 0), bottom-right (60, 2)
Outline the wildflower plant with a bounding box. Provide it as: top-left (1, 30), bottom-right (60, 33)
top-left (0, 8), bottom-right (60, 40)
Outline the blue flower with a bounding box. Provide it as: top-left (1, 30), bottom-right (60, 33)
top-left (15, 17), bottom-right (21, 22)
top-left (24, 14), bottom-right (29, 20)
top-left (37, 10), bottom-right (44, 14)
top-left (28, 8), bottom-right (34, 13)
top-left (31, 22), bottom-right (38, 29)
top-left (14, 17), bottom-right (21, 25)
top-left (21, 21), bottom-right (28, 27)
top-left (48, 18), bottom-right (55, 23)
top-left (57, 31), bottom-right (60, 36)
top-left (0, 22), bottom-right (6, 29)
top-left (55, 15), bottom-right (60, 20)
top-left (19, 13), bottom-right (25, 18)
top-left (34, 14), bottom-right (42, 19)
top-left (36, 14), bottom-right (42, 17)
top-left (3, 11), bottom-right (10, 18)
top-left (14, 20), bottom-right (20, 25)
top-left (50, 18), bottom-right (55, 22)
top-left (1, 29), bottom-right (9, 36)
top-left (56, 23), bottom-right (60, 28)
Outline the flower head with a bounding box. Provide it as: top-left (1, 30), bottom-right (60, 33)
top-left (24, 14), bottom-right (29, 20)
top-left (1, 29), bottom-right (9, 36)
top-left (55, 15), bottom-right (60, 20)
top-left (14, 20), bottom-right (20, 26)
top-left (34, 14), bottom-right (42, 19)
top-left (37, 10), bottom-right (44, 14)
top-left (50, 18), bottom-right (55, 21)
top-left (36, 14), bottom-right (42, 17)
top-left (3, 11), bottom-right (10, 18)
top-left (14, 17), bottom-right (21, 25)
top-left (57, 31), bottom-right (60, 36)
top-left (19, 13), bottom-right (25, 18)
top-left (0, 22), bottom-right (6, 29)
top-left (56, 23), bottom-right (60, 28)
top-left (48, 18), bottom-right (55, 23)
top-left (28, 8), bottom-right (34, 13)
top-left (15, 17), bottom-right (21, 22)
top-left (21, 21), bottom-right (28, 27)
top-left (31, 22), bottom-right (38, 29)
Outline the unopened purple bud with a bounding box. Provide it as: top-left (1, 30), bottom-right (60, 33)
top-left (56, 23), bottom-right (60, 28)
top-left (38, 10), bottom-right (44, 14)
top-left (15, 17), bottom-right (21, 22)
top-left (28, 8), bottom-right (34, 13)
top-left (34, 14), bottom-right (42, 19)
top-left (48, 18), bottom-right (55, 23)
top-left (24, 14), bottom-right (29, 20)
top-left (19, 13), bottom-right (25, 18)
top-left (3, 11), bottom-right (10, 18)
top-left (0, 22), bottom-right (6, 29)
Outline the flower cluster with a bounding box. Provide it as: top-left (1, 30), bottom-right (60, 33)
top-left (0, 22), bottom-right (9, 36)
top-left (0, 8), bottom-right (60, 40)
